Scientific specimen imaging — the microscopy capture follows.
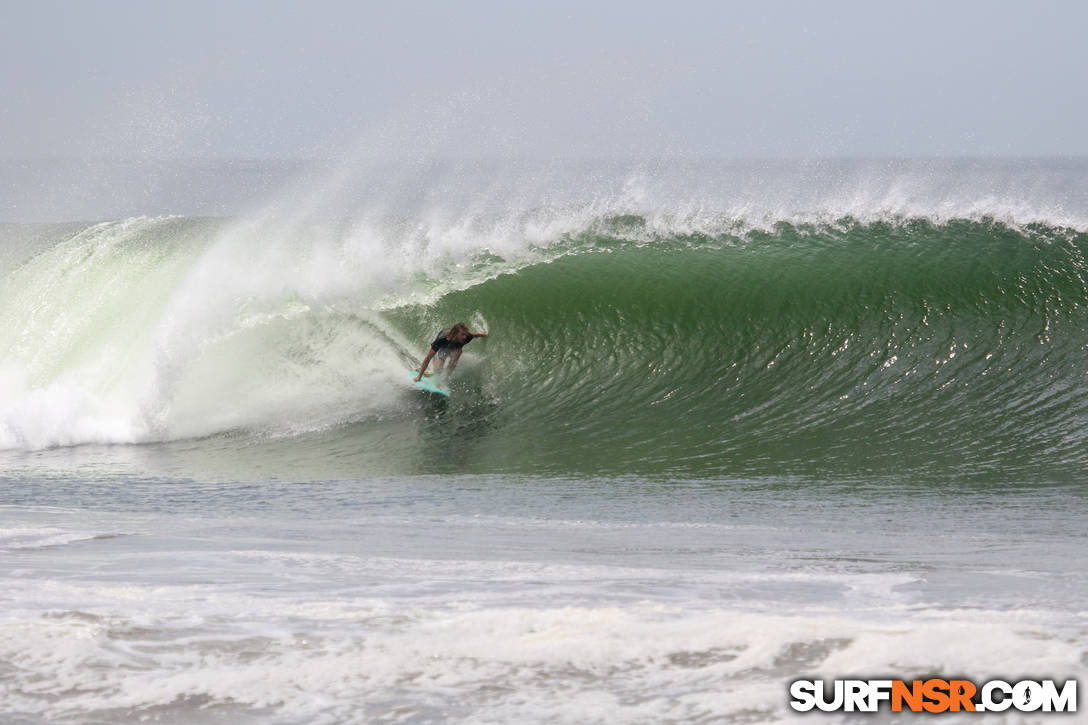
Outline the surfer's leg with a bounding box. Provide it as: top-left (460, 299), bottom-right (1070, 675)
top-left (415, 348), bottom-right (437, 381)
top-left (433, 349), bottom-right (449, 373)
top-left (446, 349), bottom-right (463, 375)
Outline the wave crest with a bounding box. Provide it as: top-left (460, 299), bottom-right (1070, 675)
top-left (0, 213), bottom-right (1085, 480)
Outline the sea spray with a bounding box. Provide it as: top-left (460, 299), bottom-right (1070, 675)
top-left (0, 204), bottom-right (1084, 481)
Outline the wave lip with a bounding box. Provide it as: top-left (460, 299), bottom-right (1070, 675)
top-left (404, 215), bottom-right (1088, 478)
top-left (0, 206), bottom-right (1085, 479)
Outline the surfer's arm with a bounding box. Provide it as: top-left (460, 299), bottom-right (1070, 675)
top-left (415, 349), bottom-right (436, 381)
top-left (470, 330), bottom-right (487, 338)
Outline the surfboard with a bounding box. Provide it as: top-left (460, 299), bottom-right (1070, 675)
top-left (411, 371), bottom-right (450, 397)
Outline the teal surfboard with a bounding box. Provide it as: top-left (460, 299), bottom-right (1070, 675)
top-left (411, 371), bottom-right (450, 397)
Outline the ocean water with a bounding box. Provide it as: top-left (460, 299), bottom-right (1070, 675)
top-left (1, 159), bottom-right (1086, 723)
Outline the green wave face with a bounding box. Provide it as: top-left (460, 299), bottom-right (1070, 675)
top-left (1, 215), bottom-right (1086, 482)
top-left (390, 218), bottom-right (1088, 480)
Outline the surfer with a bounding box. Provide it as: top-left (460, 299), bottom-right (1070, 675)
top-left (414, 323), bottom-right (487, 381)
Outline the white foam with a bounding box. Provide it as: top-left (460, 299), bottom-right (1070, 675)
top-left (0, 160), bottom-right (1085, 450)
top-left (0, 526), bottom-right (109, 551)
top-left (2, 592), bottom-right (1082, 724)
top-left (1, 496), bottom-right (1083, 724)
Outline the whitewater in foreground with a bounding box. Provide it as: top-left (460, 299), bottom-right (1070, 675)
top-left (1, 158), bottom-right (1086, 723)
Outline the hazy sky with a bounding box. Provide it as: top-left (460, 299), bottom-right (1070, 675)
top-left (2, 0), bottom-right (1086, 160)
